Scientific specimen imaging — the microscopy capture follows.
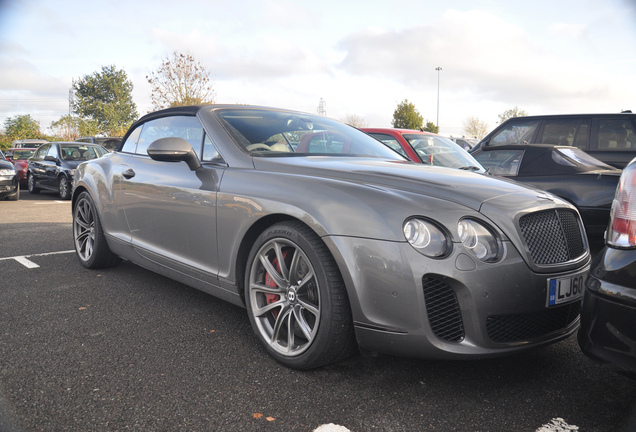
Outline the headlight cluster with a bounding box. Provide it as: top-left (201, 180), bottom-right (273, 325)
top-left (403, 217), bottom-right (501, 262)
top-left (457, 219), bottom-right (501, 262)
top-left (403, 218), bottom-right (450, 258)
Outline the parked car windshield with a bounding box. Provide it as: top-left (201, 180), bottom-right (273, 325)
top-left (11, 149), bottom-right (35, 160)
top-left (216, 108), bottom-right (406, 159)
top-left (403, 134), bottom-right (484, 170)
top-left (59, 144), bottom-right (107, 161)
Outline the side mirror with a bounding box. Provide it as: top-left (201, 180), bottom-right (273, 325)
top-left (147, 137), bottom-right (202, 171)
top-left (44, 155), bottom-right (59, 163)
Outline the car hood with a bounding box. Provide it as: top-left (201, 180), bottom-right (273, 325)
top-left (253, 157), bottom-right (569, 214)
top-left (0, 159), bottom-right (15, 170)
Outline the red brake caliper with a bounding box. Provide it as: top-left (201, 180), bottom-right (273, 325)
top-left (264, 249), bottom-right (288, 318)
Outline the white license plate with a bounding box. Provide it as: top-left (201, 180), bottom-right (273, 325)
top-left (546, 271), bottom-right (586, 307)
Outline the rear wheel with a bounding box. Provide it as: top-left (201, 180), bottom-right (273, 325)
top-left (27, 174), bottom-right (40, 194)
top-left (73, 191), bottom-right (121, 269)
top-left (58, 176), bottom-right (71, 200)
top-left (244, 221), bottom-right (356, 369)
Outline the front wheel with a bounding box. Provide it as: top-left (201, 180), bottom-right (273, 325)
top-left (244, 221), bottom-right (356, 369)
top-left (73, 191), bottom-right (121, 269)
top-left (58, 176), bottom-right (71, 200)
top-left (27, 174), bottom-right (40, 194)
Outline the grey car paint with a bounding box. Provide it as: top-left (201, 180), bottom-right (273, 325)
top-left (72, 105), bottom-right (591, 368)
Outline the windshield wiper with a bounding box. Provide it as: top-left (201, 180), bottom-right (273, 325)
top-left (458, 166), bottom-right (482, 171)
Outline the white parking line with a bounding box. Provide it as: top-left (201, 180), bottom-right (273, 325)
top-left (0, 250), bottom-right (75, 268)
top-left (536, 418), bottom-right (579, 431)
top-left (33, 201), bottom-right (70, 205)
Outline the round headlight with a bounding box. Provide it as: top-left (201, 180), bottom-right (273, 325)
top-left (403, 218), bottom-right (450, 258)
top-left (457, 219), bottom-right (501, 262)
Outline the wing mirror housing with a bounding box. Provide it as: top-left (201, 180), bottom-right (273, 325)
top-left (147, 137), bottom-right (202, 171)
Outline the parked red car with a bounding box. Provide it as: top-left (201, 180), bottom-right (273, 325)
top-left (5, 147), bottom-right (37, 187)
top-left (362, 128), bottom-right (484, 172)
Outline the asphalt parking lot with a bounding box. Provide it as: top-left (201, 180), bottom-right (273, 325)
top-left (1, 191), bottom-right (635, 432)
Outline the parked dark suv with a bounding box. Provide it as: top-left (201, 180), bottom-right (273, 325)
top-left (472, 111), bottom-right (636, 168)
top-left (578, 157), bottom-right (636, 374)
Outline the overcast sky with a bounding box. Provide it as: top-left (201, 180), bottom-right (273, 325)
top-left (1, 0), bottom-right (635, 136)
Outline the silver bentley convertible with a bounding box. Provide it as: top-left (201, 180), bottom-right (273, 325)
top-left (72, 105), bottom-right (591, 369)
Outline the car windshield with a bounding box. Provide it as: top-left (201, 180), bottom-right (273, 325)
top-left (11, 149), bottom-right (35, 160)
top-left (59, 145), bottom-right (107, 161)
top-left (554, 147), bottom-right (616, 169)
top-left (403, 134), bottom-right (484, 171)
top-left (216, 108), bottom-right (406, 160)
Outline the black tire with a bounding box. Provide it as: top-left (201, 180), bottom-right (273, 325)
top-left (27, 174), bottom-right (40, 194)
top-left (244, 221), bottom-right (356, 369)
top-left (73, 191), bottom-right (121, 269)
top-left (58, 175), bottom-right (71, 200)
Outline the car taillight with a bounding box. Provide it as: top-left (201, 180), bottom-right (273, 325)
top-left (607, 162), bottom-right (636, 248)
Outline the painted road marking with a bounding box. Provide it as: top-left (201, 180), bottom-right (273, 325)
top-left (33, 201), bottom-right (70, 205)
top-left (536, 418), bottom-right (579, 431)
top-left (0, 250), bottom-right (75, 268)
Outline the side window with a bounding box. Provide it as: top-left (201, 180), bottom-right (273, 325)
top-left (136, 116), bottom-right (204, 157)
top-left (597, 119), bottom-right (636, 151)
top-left (121, 126), bottom-right (143, 153)
top-left (473, 149), bottom-right (524, 176)
top-left (202, 133), bottom-right (223, 162)
top-left (489, 119), bottom-right (540, 146)
top-left (368, 133), bottom-right (407, 157)
top-left (538, 119), bottom-right (581, 146)
top-left (573, 122), bottom-right (589, 150)
top-left (47, 145), bottom-right (59, 159)
top-left (34, 145), bottom-right (49, 159)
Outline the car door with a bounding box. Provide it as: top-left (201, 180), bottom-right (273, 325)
top-left (29, 144), bottom-right (50, 188)
top-left (116, 115), bottom-right (225, 282)
top-left (42, 144), bottom-right (62, 188)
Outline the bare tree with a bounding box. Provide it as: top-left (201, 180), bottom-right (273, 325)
top-left (343, 114), bottom-right (368, 128)
top-left (462, 116), bottom-right (490, 139)
top-left (147, 52), bottom-right (215, 110)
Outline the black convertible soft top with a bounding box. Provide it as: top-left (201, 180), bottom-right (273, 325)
top-left (482, 144), bottom-right (620, 176)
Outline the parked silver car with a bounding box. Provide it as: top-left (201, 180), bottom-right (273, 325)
top-left (72, 105), bottom-right (591, 369)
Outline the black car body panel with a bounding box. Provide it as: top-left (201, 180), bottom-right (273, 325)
top-left (578, 157), bottom-right (636, 374)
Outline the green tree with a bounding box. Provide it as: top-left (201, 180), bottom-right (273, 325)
top-left (3, 114), bottom-right (41, 140)
top-left (391, 100), bottom-right (424, 130)
top-left (498, 106), bottom-right (528, 124)
top-left (422, 121), bottom-right (439, 134)
top-left (147, 52), bottom-right (216, 110)
top-left (73, 65), bottom-right (138, 136)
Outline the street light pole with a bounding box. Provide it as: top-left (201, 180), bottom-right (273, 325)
top-left (435, 67), bottom-right (442, 129)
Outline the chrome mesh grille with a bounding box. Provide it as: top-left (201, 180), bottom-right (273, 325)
top-left (486, 302), bottom-right (581, 343)
top-left (519, 209), bottom-right (586, 265)
top-left (422, 277), bottom-right (464, 342)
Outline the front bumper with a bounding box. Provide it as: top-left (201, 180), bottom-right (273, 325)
top-left (0, 175), bottom-right (18, 197)
top-left (578, 247), bottom-right (636, 373)
top-left (326, 235), bottom-right (589, 359)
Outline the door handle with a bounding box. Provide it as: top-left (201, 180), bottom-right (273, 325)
top-left (122, 168), bottom-right (136, 179)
